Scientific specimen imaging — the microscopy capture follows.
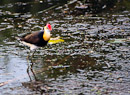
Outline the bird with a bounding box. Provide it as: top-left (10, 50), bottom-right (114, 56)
top-left (17, 23), bottom-right (52, 58)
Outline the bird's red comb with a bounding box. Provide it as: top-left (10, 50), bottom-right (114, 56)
top-left (46, 24), bottom-right (52, 31)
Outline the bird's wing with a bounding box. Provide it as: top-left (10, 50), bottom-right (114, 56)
top-left (22, 32), bottom-right (41, 44)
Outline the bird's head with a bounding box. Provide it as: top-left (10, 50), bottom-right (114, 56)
top-left (44, 24), bottom-right (52, 32)
top-left (43, 24), bottom-right (52, 41)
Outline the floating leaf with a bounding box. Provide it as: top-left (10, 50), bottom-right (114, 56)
top-left (0, 56), bottom-right (3, 58)
top-left (108, 39), bottom-right (126, 43)
top-left (48, 36), bottom-right (64, 44)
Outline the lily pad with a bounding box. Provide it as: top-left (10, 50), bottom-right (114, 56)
top-left (48, 37), bottom-right (64, 44)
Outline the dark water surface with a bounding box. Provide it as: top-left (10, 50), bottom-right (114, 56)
top-left (0, 0), bottom-right (130, 95)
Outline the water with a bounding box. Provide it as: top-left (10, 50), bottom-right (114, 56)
top-left (0, 0), bottom-right (130, 95)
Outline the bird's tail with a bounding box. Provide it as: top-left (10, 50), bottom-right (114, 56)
top-left (15, 37), bottom-right (22, 41)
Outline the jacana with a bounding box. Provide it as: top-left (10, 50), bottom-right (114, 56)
top-left (19, 24), bottom-right (52, 58)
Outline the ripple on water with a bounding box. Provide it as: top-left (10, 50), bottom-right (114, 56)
top-left (0, 1), bottom-right (130, 94)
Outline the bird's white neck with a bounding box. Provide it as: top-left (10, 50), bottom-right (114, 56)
top-left (43, 29), bottom-right (51, 41)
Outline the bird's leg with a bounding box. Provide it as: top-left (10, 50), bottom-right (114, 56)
top-left (31, 50), bottom-right (36, 59)
top-left (26, 59), bottom-right (37, 81)
top-left (27, 50), bottom-right (31, 60)
top-left (26, 50), bottom-right (33, 81)
top-left (30, 49), bottom-right (36, 64)
top-left (30, 63), bottom-right (37, 81)
top-left (27, 65), bottom-right (32, 81)
top-left (26, 50), bottom-right (37, 81)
